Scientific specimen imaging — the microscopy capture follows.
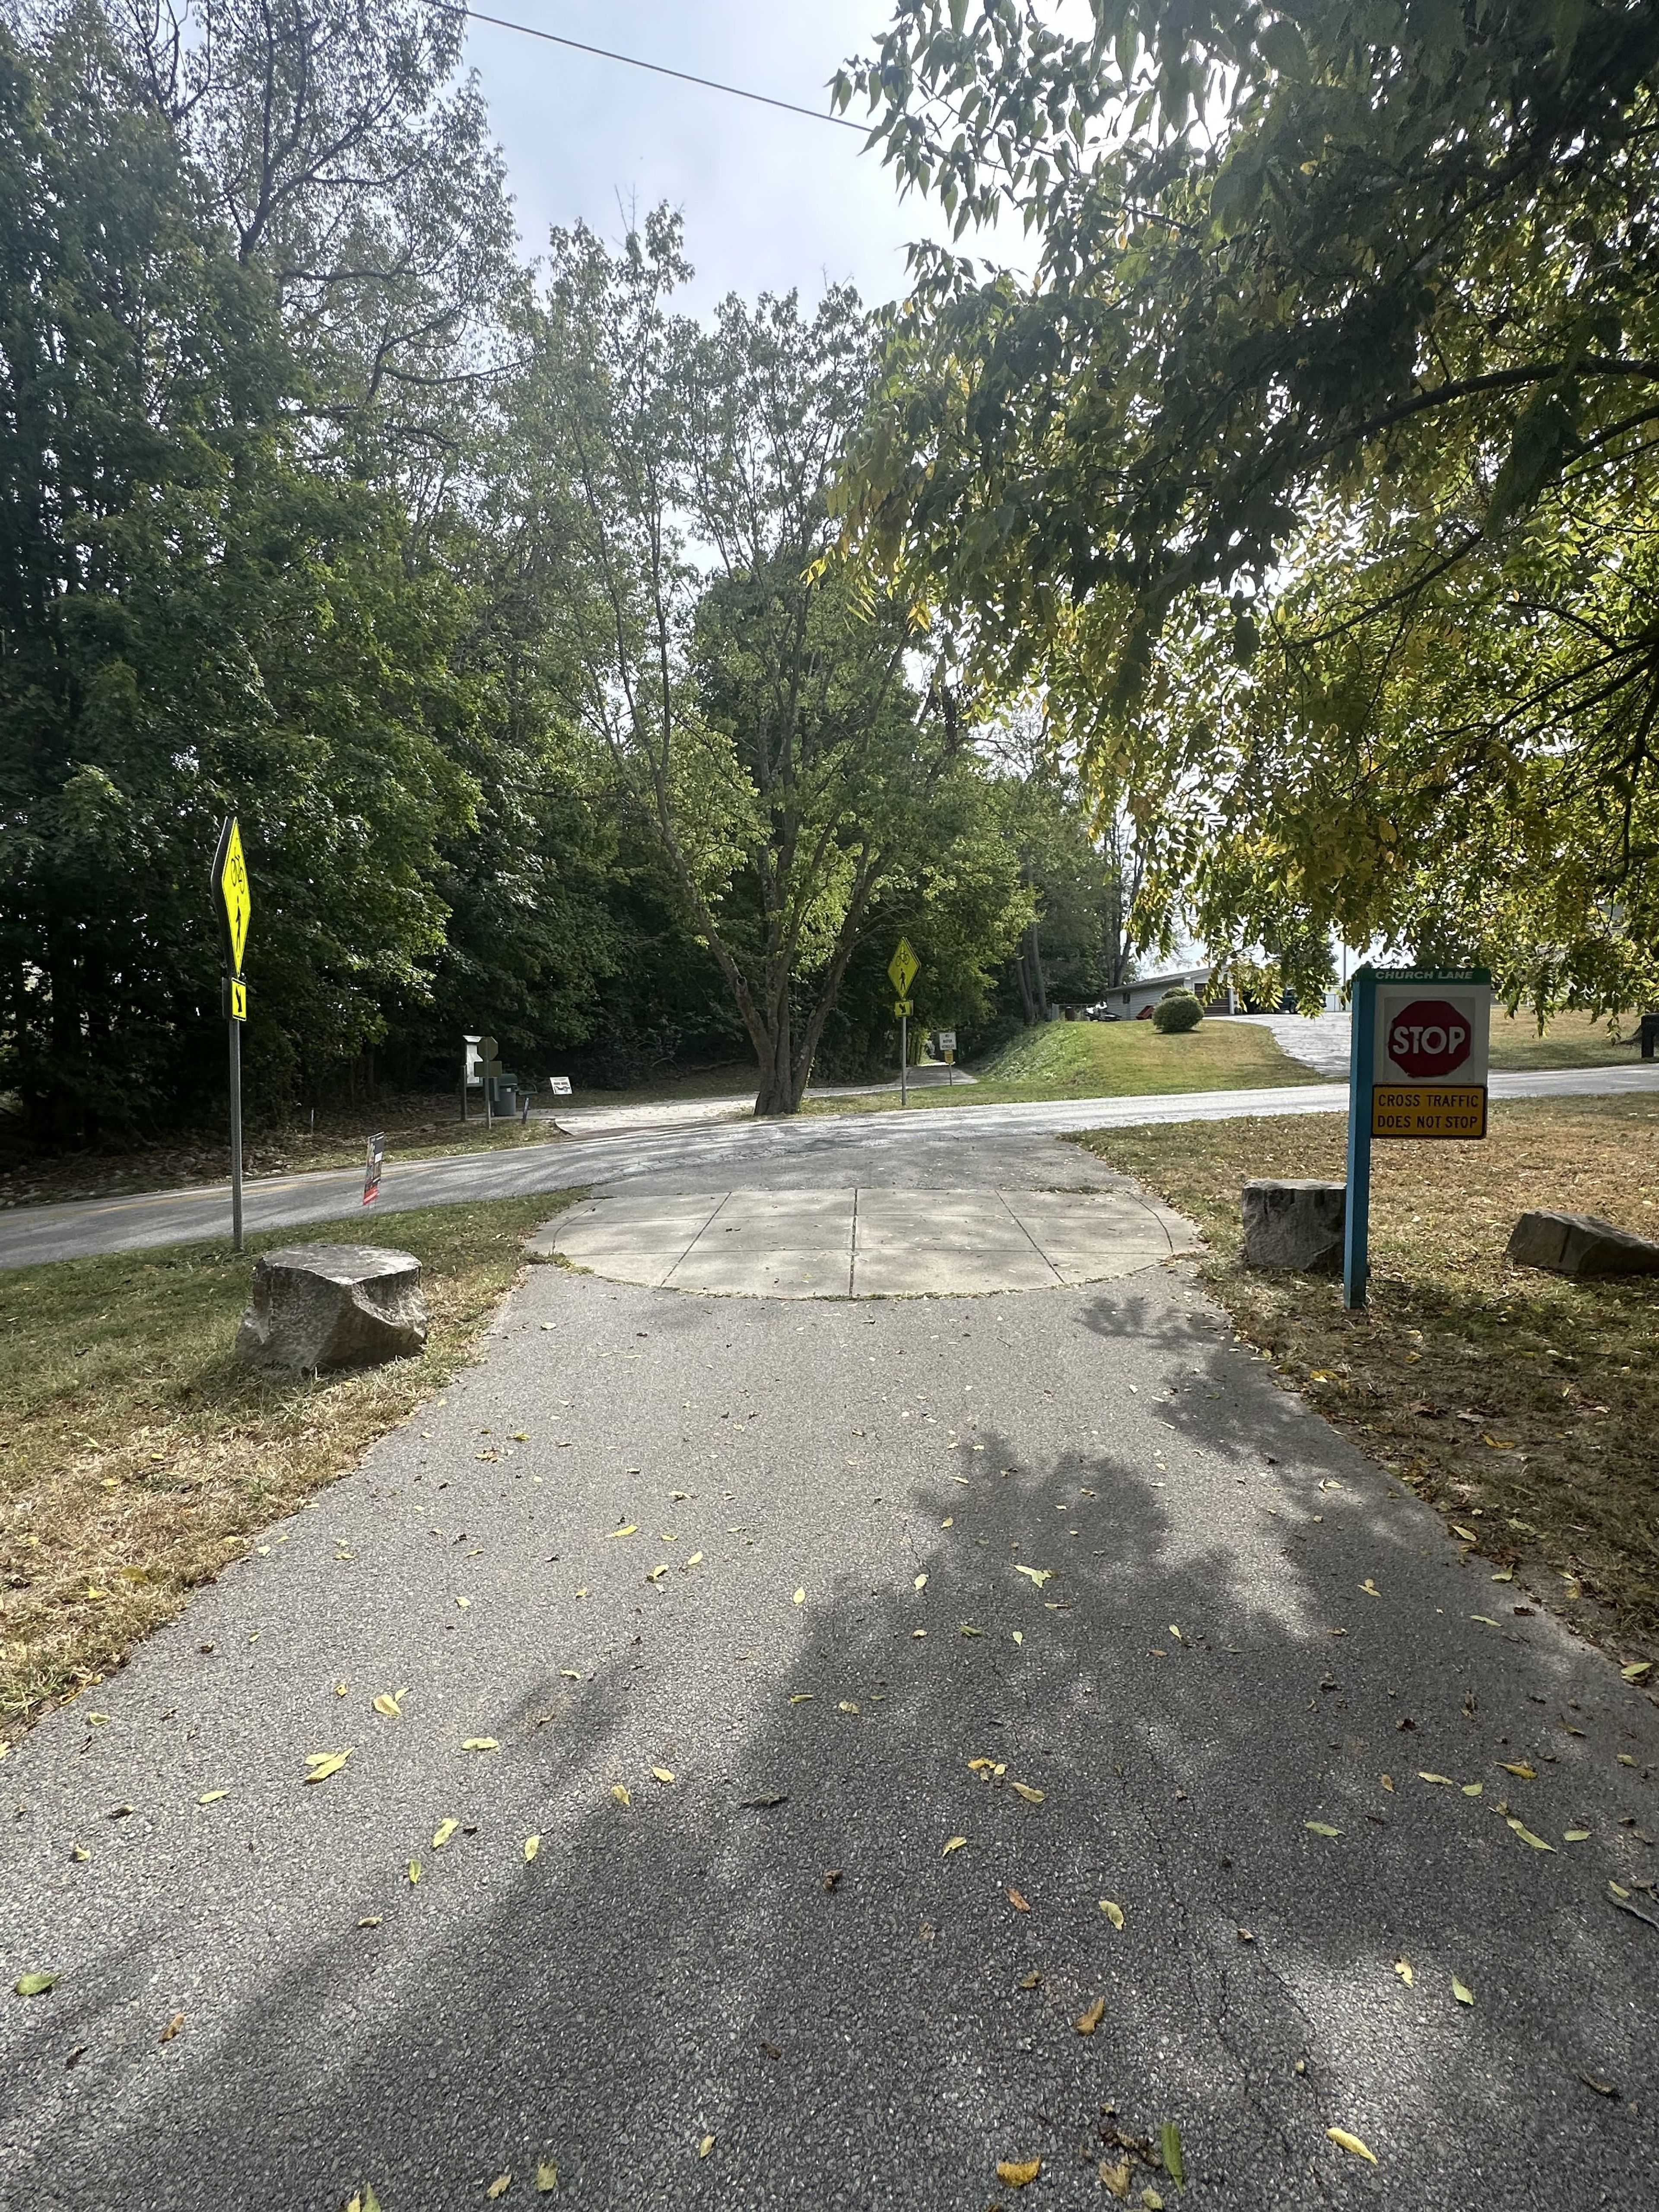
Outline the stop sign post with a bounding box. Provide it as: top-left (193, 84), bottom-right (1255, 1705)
top-left (1344, 966), bottom-right (1491, 1309)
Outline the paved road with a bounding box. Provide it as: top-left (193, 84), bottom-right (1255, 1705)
top-left (2, 1114), bottom-right (1656, 2209)
top-left (3, 1065), bottom-right (1655, 1269)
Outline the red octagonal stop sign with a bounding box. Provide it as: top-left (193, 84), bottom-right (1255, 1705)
top-left (1385, 998), bottom-right (1474, 1079)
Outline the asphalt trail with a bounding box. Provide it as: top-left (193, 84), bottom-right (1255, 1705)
top-left (1, 1123), bottom-right (1655, 2208)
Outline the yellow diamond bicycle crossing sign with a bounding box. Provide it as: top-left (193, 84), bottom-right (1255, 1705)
top-left (887, 937), bottom-right (919, 998)
top-left (213, 815), bottom-right (251, 974)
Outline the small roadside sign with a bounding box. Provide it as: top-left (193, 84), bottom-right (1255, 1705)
top-left (937, 1029), bottom-right (957, 1053)
top-left (229, 979), bottom-right (248, 1023)
top-left (1371, 980), bottom-right (1490, 1138)
top-left (550, 1075), bottom-right (572, 1096)
top-left (893, 997), bottom-right (913, 1017)
top-left (1344, 965), bottom-right (1491, 1309)
top-left (362, 1133), bottom-right (385, 1208)
top-left (213, 815), bottom-right (252, 974)
top-left (888, 938), bottom-right (920, 997)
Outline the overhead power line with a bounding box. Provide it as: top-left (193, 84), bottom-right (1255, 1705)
top-left (446, 7), bottom-right (869, 133)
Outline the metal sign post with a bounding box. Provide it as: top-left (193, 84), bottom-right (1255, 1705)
top-left (211, 816), bottom-right (252, 1253)
top-left (888, 939), bottom-right (921, 1107)
top-left (1344, 965), bottom-right (1491, 1310)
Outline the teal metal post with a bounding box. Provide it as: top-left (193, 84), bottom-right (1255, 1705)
top-left (1343, 966), bottom-right (1375, 1309)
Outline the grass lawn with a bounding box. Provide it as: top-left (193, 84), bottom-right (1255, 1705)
top-left (1487, 1008), bottom-right (1650, 1072)
top-left (0, 1191), bottom-right (575, 1745)
top-left (1072, 1097), bottom-right (1659, 1656)
top-left (806, 1014), bottom-right (1325, 1114)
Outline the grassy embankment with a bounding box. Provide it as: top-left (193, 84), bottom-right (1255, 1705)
top-left (1487, 1008), bottom-right (1649, 1071)
top-left (807, 1012), bottom-right (1327, 1113)
top-left (1074, 1097), bottom-right (1659, 1655)
top-left (0, 1193), bottom-right (574, 1745)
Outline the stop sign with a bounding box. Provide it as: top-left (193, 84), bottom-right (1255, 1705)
top-left (1385, 998), bottom-right (1473, 1079)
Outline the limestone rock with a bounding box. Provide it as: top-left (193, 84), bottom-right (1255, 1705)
top-left (1505, 1210), bottom-right (1659, 1278)
top-left (236, 1244), bottom-right (427, 1371)
top-left (1241, 1179), bottom-right (1346, 1273)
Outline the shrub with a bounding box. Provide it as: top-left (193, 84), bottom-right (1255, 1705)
top-left (1152, 991), bottom-right (1204, 1033)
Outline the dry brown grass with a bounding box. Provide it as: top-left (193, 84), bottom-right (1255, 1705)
top-left (0, 1192), bottom-right (574, 1745)
top-left (1073, 1097), bottom-right (1659, 1658)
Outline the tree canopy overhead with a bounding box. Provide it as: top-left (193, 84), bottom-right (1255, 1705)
top-left (838, 2), bottom-right (1659, 1011)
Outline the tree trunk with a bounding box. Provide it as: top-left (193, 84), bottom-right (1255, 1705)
top-left (753, 1022), bottom-right (802, 1116)
top-left (1015, 944), bottom-right (1036, 1025)
top-left (1027, 921), bottom-right (1049, 1019)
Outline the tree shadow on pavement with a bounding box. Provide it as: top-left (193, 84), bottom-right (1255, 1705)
top-left (16, 1278), bottom-right (1659, 2212)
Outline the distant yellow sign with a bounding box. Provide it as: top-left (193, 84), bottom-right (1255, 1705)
top-left (893, 998), bottom-right (913, 1018)
top-left (888, 938), bottom-right (919, 997)
top-left (229, 978), bottom-right (248, 1023)
top-left (214, 816), bottom-right (251, 973)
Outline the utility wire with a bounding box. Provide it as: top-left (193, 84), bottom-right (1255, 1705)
top-left (445, 7), bottom-right (869, 133)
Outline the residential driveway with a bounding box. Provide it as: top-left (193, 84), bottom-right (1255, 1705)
top-left (1, 1123), bottom-right (1655, 2210)
top-left (1, 1065), bottom-right (1655, 1268)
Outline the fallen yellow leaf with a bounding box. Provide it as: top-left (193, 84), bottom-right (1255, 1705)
top-left (792, 1587), bottom-right (805, 1605)
top-left (838, 1701), bottom-right (860, 1715)
top-left (373, 1692), bottom-right (401, 1718)
top-left (1481, 1435), bottom-right (1516, 1450)
top-left (432, 1818), bottom-right (459, 1848)
top-left (1418, 1772), bottom-right (1456, 1786)
top-left (487, 2177), bottom-right (511, 2201)
top-left (456, 1596), bottom-right (470, 1610)
top-left (1394, 1958), bottom-right (1413, 1987)
top-left (1075, 1996), bottom-right (1105, 2035)
top-left (1506, 1817), bottom-right (1553, 1851)
top-left (1100, 1899), bottom-right (1125, 1930)
top-left (1007, 1886), bottom-right (1030, 1912)
top-left (605, 1525), bottom-right (638, 1540)
top-left (463, 1738), bottom-right (500, 1752)
top-left (1621, 1660), bottom-right (1653, 1682)
top-left (686, 1551), bottom-right (703, 1567)
top-left (914, 1573), bottom-right (927, 1590)
top-left (1009, 1781), bottom-right (1045, 1805)
top-left (612, 1784), bottom-right (631, 1808)
top-left (159, 2011), bottom-right (184, 2043)
top-left (303, 1749), bottom-right (353, 1784)
top-left (536, 2162), bottom-right (557, 2193)
top-left (407, 1859), bottom-right (420, 1885)
top-left (197, 1790), bottom-right (229, 1805)
top-left (697, 2136), bottom-right (714, 2160)
top-left (1360, 1579), bottom-right (1380, 1597)
top-left (996, 2157), bottom-right (1041, 2187)
top-left (651, 1767), bottom-right (674, 1784)
top-left (1013, 1565), bottom-right (1052, 1587)
top-left (942, 1835), bottom-right (966, 1856)
top-left (1326, 2128), bottom-right (1377, 2165)
top-left (1564, 1828), bottom-right (1592, 1842)
top-left (788, 1693), bottom-right (815, 1705)
top-left (1497, 1761), bottom-right (1537, 1780)
top-left (1100, 2158), bottom-right (1131, 2199)
top-left (524, 1835), bottom-right (540, 1862)
top-left (1451, 1524), bottom-right (1479, 1543)
top-left (1304, 1821), bottom-right (1341, 1837)
top-left (1452, 1976), bottom-right (1474, 2005)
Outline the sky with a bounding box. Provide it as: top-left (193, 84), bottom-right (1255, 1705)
top-left (457, 1), bottom-right (1020, 311)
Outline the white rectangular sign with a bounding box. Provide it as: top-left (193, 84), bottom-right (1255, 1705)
top-left (549, 1075), bottom-right (572, 1096)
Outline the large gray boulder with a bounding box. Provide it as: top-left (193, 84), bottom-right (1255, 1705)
top-left (236, 1244), bottom-right (428, 1371)
top-left (1506, 1210), bottom-right (1659, 1278)
top-left (1242, 1179), bottom-right (1346, 1273)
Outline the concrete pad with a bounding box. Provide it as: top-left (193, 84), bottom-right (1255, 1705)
top-left (542, 1184), bottom-right (1204, 1300)
top-left (667, 1246), bottom-right (852, 1297)
top-left (852, 1246), bottom-right (1061, 1297)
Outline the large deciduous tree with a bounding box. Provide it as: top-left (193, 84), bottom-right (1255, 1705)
top-left (518, 213), bottom-right (977, 1115)
top-left (838, 1), bottom-right (1659, 1013)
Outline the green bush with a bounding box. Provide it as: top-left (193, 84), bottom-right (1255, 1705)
top-left (1152, 991), bottom-right (1204, 1033)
